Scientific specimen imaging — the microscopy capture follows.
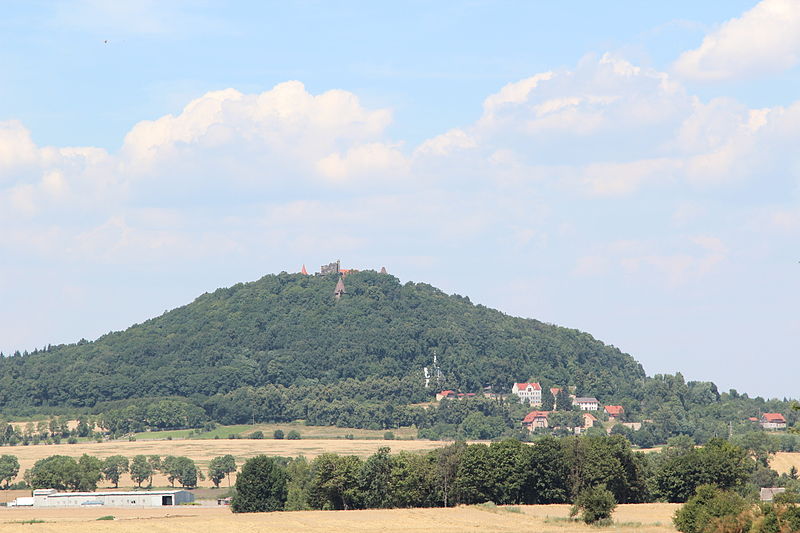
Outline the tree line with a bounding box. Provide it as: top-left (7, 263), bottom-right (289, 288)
top-left (231, 434), bottom-right (800, 513)
top-left (1, 453), bottom-right (238, 491)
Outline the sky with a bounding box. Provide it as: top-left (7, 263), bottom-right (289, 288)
top-left (1, 1), bottom-right (798, 399)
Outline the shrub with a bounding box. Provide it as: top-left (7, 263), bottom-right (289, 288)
top-left (287, 430), bottom-right (300, 440)
top-left (273, 430), bottom-right (284, 440)
top-left (384, 431), bottom-right (395, 440)
top-left (67, 437), bottom-right (78, 444)
top-left (250, 431), bottom-right (264, 440)
top-left (570, 485), bottom-right (616, 525)
top-left (96, 515), bottom-right (114, 521)
top-left (673, 485), bottom-right (751, 533)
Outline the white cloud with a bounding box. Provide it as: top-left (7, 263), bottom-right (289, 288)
top-left (674, 0), bottom-right (800, 81)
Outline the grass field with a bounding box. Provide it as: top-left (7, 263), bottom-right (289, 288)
top-left (131, 422), bottom-right (418, 441)
top-left (0, 438), bottom-right (453, 493)
top-left (0, 503), bottom-right (681, 532)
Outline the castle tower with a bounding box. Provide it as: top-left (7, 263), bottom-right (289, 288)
top-left (334, 277), bottom-right (346, 299)
top-left (301, 264), bottom-right (308, 275)
top-left (380, 266), bottom-right (387, 274)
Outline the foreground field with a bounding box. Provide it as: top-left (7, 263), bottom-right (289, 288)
top-left (0, 503), bottom-right (680, 532)
top-left (0, 438), bottom-right (452, 491)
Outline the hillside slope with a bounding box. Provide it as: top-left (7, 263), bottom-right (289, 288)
top-left (0, 271), bottom-right (645, 408)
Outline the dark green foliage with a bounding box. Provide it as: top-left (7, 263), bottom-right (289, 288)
top-left (0, 272), bottom-right (644, 411)
top-left (208, 455), bottom-right (236, 488)
top-left (0, 455), bottom-right (20, 488)
top-left (249, 431), bottom-right (264, 440)
top-left (101, 455), bottom-right (128, 488)
top-left (570, 484), bottom-right (617, 525)
top-left (273, 429), bottom-right (284, 439)
top-left (673, 485), bottom-right (751, 533)
top-left (653, 438), bottom-right (754, 503)
top-left (231, 455), bottom-right (288, 513)
top-left (25, 454), bottom-right (102, 491)
top-left (287, 430), bottom-right (300, 440)
top-left (160, 456), bottom-right (199, 488)
top-left (129, 455), bottom-right (153, 488)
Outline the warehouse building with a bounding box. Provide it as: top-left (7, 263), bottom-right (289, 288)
top-left (8, 488), bottom-right (193, 508)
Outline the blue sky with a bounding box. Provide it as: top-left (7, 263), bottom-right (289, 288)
top-left (1, 1), bottom-right (798, 399)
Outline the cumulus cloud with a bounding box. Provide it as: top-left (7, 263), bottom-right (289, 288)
top-left (674, 0), bottom-right (800, 81)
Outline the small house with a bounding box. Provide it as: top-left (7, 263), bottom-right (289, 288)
top-left (573, 397), bottom-right (600, 411)
top-left (760, 413), bottom-right (787, 430)
top-left (604, 405), bottom-right (624, 420)
top-left (522, 410), bottom-right (550, 431)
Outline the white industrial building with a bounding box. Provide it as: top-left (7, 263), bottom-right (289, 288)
top-left (8, 488), bottom-right (193, 508)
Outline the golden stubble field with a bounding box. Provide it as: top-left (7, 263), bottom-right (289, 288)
top-left (0, 503), bottom-right (681, 532)
top-left (0, 438), bottom-right (453, 495)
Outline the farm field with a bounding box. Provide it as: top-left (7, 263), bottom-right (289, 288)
top-left (0, 438), bottom-right (453, 492)
top-left (0, 503), bottom-right (681, 532)
top-left (769, 451), bottom-right (800, 475)
top-left (131, 422), bottom-right (418, 440)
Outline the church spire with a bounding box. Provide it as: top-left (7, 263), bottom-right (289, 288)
top-left (301, 264), bottom-right (308, 275)
top-left (334, 276), bottom-right (346, 299)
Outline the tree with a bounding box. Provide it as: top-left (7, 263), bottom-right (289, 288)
top-left (163, 457), bottom-right (199, 488)
top-left (26, 455), bottom-right (79, 490)
top-left (308, 454), bottom-right (363, 510)
top-left (273, 429), bottom-right (284, 439)
top-left (359, 447), bottom-right (393, 508)
top-left (287, 430), bottom-right (301, 440)
top-left (0, 455), bottom-right (19, 488)
top-left (102, 456), bottom-right (129, 488)
top-left (129, 455), bottom-right (154, 488)
top-left (556, 389), bottom-right (574, 411)
top-left (541, 389), bottom-right (555, 411)
top-left (208, 455), bottom-right (237, 488)
top-left (76, 454), bottom-right (103, 491)
top-left (570, 485), bottom-right (616, 525)
top-left (231, 455), bottom-right (288, 513)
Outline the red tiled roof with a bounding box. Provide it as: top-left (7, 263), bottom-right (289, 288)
top-left (515, 382), bottom-right (542, 390)
top-left (762, 413), bottom-right (786, 423)
top-left (748, 417), bottom-right (759, 422)
top-left (522, 411), bottom-right (550, 424)
top-left (583, 413), bottom-right (597, 421)
top-left (550, 387), bottom-right (561, 396)
top-left (605, 405), bottom-right (624, 415)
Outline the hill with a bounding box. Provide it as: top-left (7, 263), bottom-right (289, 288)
top-left (0, 270), bottom-right (645, 410)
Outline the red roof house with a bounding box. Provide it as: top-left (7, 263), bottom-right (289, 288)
top-left (604, 405), bottom-right (625, 419)
top-left (760, 413), bottom-right (787, 430)
top-left (522, 411), bottom-right (550, 430)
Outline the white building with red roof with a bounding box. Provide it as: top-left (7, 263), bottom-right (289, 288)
top-left (760, 413), bottom-right (787, 430)
top-left (511, 382), bottom-right (542, 405)
top-left (604, 405), bottom-right (624, 420)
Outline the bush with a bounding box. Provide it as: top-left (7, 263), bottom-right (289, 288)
top-left (673, 485), bottom-right (751, 533)
top-left (67, 437), bottom-right (78, 444)
top-left (96, 515), bottom-right (114, 521)
top-left (384, 431), bottom-right (395, 440)
top-left (250, 431), bottom-right (264, 440)
top-left (273, 430), bottom-right (284, 440)
top-left (570, 485), bottom-right (616, 525)
top-left (287, 430), bottom-right (300, 440)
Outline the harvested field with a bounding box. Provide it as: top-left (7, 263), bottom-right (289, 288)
top-left (0, 438), bottom-right (453, 491)
top-left (770, 451), bottom-right (800, 475)
top-left (0, 503), bottom-right (681, 532)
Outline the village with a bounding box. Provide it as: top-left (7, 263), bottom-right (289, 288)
top-left (436, 382), bottom-right (788, 436)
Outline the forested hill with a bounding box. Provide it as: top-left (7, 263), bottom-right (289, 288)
top-left (0, 270), bottom-right (646, 409)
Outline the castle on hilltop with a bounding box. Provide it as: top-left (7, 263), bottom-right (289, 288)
top-left (298, 260), bottom-right (388, 299)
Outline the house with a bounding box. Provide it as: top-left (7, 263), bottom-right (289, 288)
top-left (761, 488), bottom-right (786, 502)
top-left (522, 411), bottom-right (549, 431)
top-left (604, 405), bottom-right (624, 420)
top-left (582, 412), bottom-right (597, 428)
top-left (573, 397), bottom-right (600, 411)
top-left (760, 413), bottom-right (787, 430)
top-left (436, 390), bottom-right (475, 401)
top-left (512, 382), bottom-right (542, 405)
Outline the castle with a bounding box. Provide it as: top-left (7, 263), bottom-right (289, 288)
top-left (298, 261), bottom-right (388, 299)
